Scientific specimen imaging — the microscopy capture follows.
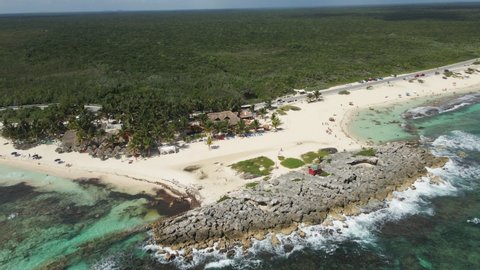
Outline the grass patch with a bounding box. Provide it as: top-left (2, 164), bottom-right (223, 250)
top-left (339, 90), bottom-right (351, 95)
top-left (245, 181), bottom-right (259, 189)
top-left (354, 148), bottom-right (377, 157)
top-left (319, 171), bottom-right (331, 177)
top-left (183, 165), bottom-right (201, 172)
top-left (280, 158), bottom-right (305, 169)
top-left (301, 152), bottom-right (318, 163)
top-left (444, 71), bottom-right (454, 77)
top-left (217, 195), bottom-right (231, 203)
top-left (301, 150), bottom-right (330, 164)
top-left (278, 155), bottom-right (285, 161)
top-left (278, 105), bottom-right (302, 115)
top-left (231, 156), bottom-right (275, 177)
top-left (280, 105), bottom-right (301, 111)
top-left (292, 178), bottom-right (303, 182)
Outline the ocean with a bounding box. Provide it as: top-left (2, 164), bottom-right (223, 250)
top-left (0, 95), bottom-right (479, 269)
top-left (0, 166), bottom-right (190, 270)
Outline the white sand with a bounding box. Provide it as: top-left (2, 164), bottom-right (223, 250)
top-left (1, 63), bottom-right (480, 204)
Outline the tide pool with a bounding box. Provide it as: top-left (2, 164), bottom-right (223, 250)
top-left (0, 165), bottom-right (190, 269)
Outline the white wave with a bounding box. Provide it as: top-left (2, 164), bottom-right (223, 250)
top-left (467, 218), bottom-right (480, 225)
top-left (146, 173), bottom-right (460, 269)
top-left (90, 257), bottom-right (120, 270)
top-left (204, 259), bottom-right (234, 269)
top-left (404, 92), bottom-right (480, 119)
top-left (440, 102), bottom-right (471, 114)
top-left (147, 132), bottom-right (480, 269)
top-left (432, 130), bottom-right (480, 152)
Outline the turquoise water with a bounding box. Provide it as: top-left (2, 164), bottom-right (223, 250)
top-left (264, 96), bottom-right (480, 270)
top-left (1, 96), bottom-right (479, 270)
top-left (225, 96), bottom-right (479, 270)
top-left (348, 98), bottom-right (427, 144)
top-left (188, 96), bottom-right (480, 269)
top-left (0, 166), bottom-right (190, 269)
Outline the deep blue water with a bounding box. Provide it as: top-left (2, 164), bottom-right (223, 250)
top-left (0, 102), bottom-right (479, 270)
top-left (150, 101), bottom-right (480, 270)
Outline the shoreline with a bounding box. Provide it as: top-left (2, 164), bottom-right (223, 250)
top-left (151, 142), bottom-right (449, 255)
top-left (341, 85), bottom-right (480, 146)
top-left (0, 155), bottom-right (192, 200)
top-left (1, 62), bottom-right (480, 205)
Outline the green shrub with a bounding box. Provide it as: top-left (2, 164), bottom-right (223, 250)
top-left (277, 105), bottom-right (301, 115)
top-left (301, 150), bottom-right (330, 163)
top-left (280, 158), bottom-right (305, 169)
top-left (245, 182), bottom-right (259, 189)
top-left (339, 90), bottom-right (351, 95)
top-left (319, 171), bottom-right (331, 177)
top-left (444, 71), bottom-right (454, 77)
top-left (231, 156), bottom-right (275, 177)
top-left (301, 152), bottom-right (318, 163)
top-left (217, 195), bottom-right (231, 203)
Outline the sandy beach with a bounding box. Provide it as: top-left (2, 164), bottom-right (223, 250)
top-left (1, 62), bottom-right (480, 205)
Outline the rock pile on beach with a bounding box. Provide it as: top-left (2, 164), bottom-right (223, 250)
top-left (152, 143), bottom-right (448, 254)
top-left (56, 130), bottom-right (127, 160)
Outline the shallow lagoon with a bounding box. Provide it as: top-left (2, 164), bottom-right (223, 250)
top-left (0, 166), bottom-right (190, 269)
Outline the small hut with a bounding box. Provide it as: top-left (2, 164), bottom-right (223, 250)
top-left (207, 111), bottom-right (240, 126)
top-left (307, 164), bottom-right (321, 176)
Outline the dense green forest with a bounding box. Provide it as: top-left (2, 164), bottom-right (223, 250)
top-left (1, 4), bottom-right (480, 107)
top-left (1, 4), bottom-right (480, 154)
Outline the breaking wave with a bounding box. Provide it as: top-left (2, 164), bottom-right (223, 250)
top-left (145, 131), bottom-right (479, 269)
top-left (403, 92), bottom-right (480, 119)
top-left (431, 130), bottom-right (480, 153)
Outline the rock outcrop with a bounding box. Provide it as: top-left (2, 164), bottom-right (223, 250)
top-left (152, 143), bottom-right (447, 251)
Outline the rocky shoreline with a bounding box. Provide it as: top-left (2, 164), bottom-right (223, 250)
top-left (151, 142), bottom-right (447, 259)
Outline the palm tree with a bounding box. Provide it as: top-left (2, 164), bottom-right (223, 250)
top-left (215, 120), bottom-right (229, 135)
top-left (314, 90), bottom-right (322, 100)
top-left (164, 122), bottom-right (177, 144)
top-left (207, 136), bottom-right (213, 150)
top-left (250, 119), bottom-right (260, 132)
top-left (127, 138), bottom-right (141, 157)
top-left (258, 108), bottom-right (268, 120)
top-left (271, 113), bottom-right (282, 131)
top-left (152, 124), bottom-right (163, 145)
top-left (204, 120), bottom-right (215, 135)
top-left (199, 114), bottom-right (208, 126)
top-left (177, 116), bottom-right (189, 140)
top-left (236, 119), bottom-right (247, 135)
top-left (142, 136), bottom-right (154, 157)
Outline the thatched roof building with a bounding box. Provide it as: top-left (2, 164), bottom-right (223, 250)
top-left (207, 111), bottom-right (240, 126)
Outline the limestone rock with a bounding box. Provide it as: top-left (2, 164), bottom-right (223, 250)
top-left (151, 143), bottom-right (447, 252)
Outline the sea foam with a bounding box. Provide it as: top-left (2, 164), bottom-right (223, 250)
top-left (432, 130), bottom-right (480, 152)
top-left (146, 131), bottom-right (479, 269)
top-left (403, 93), bottom-right (480, 119)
